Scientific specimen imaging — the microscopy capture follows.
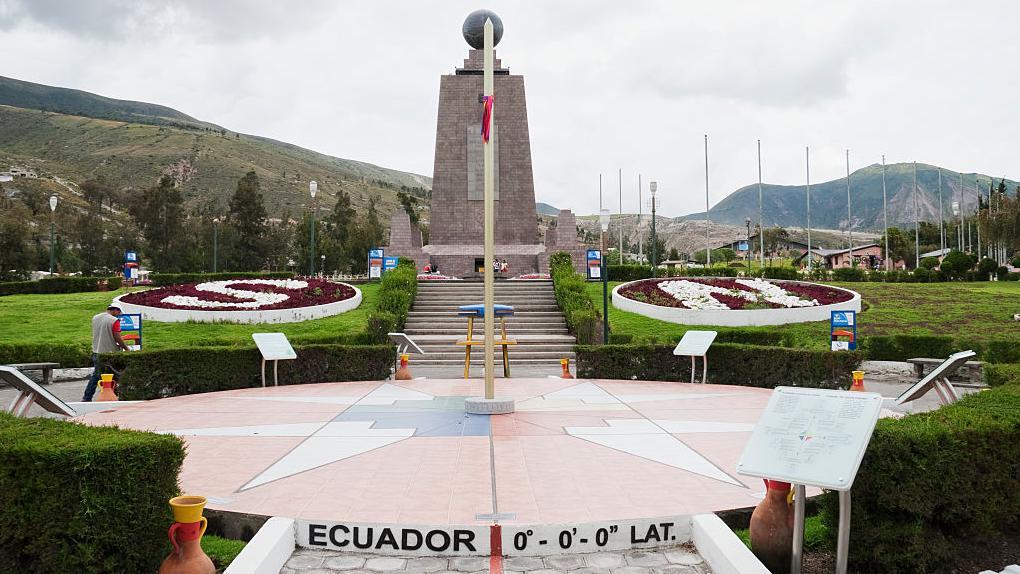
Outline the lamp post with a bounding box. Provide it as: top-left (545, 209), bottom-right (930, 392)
top-left (309, 180), bottom-right (318, 276)
top-left (321, 254), bottom-right (326, 277)
top-left (600, 208), bottom-right (611, 344)
top-left (650, 181), bottom-right (658, 277)
top-left (952, 201), bottom-right (961, 251)
top-left (745, 217), bottom-right (752, 274)
top-left (212, 217), bottom-right (220, 272)
top-left (48, 194), bottom-right (58, 274)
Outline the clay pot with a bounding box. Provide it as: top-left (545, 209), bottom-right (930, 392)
top-left (96, 374), bottom-right (118, 402)
top-left (395, 353), bottom-right (412, 380)
top-left (160, 495), bottom-right (214, 574)
top-left (560, 358), bottom-right (574, 379)
top-left (749, 479), bottom-right (794, 574)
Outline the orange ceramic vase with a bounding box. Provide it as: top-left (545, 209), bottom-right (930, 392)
top-left (749, 479), bottom-right (794, 574)
top-left (96, 374), bottom-right (118, 402)
top-left (395, 353), bottom-right (412, 380)
top-left (159, 496), bottom-right (214, 574)
top-left (560, 358), bottom-right (574, 378)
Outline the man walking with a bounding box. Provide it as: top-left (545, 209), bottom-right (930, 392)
top-left (83, 305), bottom-right (129, 401)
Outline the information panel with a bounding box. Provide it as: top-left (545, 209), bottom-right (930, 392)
top-left (251, 333), bottom-right (297, 361)
top-left (382, 256), bottom-right (399, 273)
top-left (736, 386), bottom-right (882, 490)
top-left (830, 310), bottom-right (857, 351)
top-left (368, 248), bottom-right (384, 279)
top-left (119, 313), bottom-right (143, 351)
top-left (586, 249), bottom-right (602, 280)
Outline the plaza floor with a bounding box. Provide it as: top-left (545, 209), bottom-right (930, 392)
top-left (79, 378), bottom-right (777, 526)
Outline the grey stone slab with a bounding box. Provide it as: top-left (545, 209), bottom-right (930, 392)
top-left (324, 555), bottom-right (368, 570)
top-left (610, 567), bottom-right (652, 574)
top-left (449, 557), bottom-right (489, 572)
top-left (624, 551), bottom-right (669, 567)
top-left (365, 557), bottom-right (407, 571)
top-left (403, 557), bottom-right (450, 573)
top-left (287, 554), bottom-right (326, 569)
top-left (544, 555), bottom-right (586, 571)
top-left (663, 550), bottom-right (703, 566)
top-left (583, 553), bottom-right (626, 568)
top-left (529, 570), bottom-right (566, 574)
top-left (650, 566), bottom-right (701, 574)
top-left (505, 556), bottom-right (546, 571)
top-left (570, 568), bottom-right (612, 574)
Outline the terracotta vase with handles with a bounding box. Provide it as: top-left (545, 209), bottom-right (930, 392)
top-left (96, 374), bottom-right (118, 402)
top-left (159, 495), bottom-right (215, 574)
top-left (749, 479), bottom-right (794, 574)
top-left (395, 353), bottom-right (412, 380)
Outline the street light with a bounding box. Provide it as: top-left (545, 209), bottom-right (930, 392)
top-left (649, 181), bottom-right (658, 278)
top-left (744, 217), bottom-right (752, 274)
top-left (321, 254), bottom-right (326, 277)
top-left (48, 194), bottom-right (58, 274)
top-left (952, 201), bottom-right (961, 251)
top-left (309, 180), bottom-right (318, 276)
top-left (600, 208), bottom-right (611, 344)
top-left (212, 218), bottom-right (220, 273)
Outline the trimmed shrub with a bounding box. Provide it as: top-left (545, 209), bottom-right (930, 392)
top-left (608, 265), bottom-right (653, 282)
top-left (105, 343), bottom-right (395, 400)
top-left (831, 267), bottom-right (867, 282)
top-left (677, 266), bottom-right (740, 277)
top-left (0, 412), bottom-right (185, 573)
top-left (818, 384), bottom-right (1020, 573)
top-left (912, 267), bottom-right (932, 283)
top-left (148, 271), bottom-right (295, 286)
top-left (550, 251), bottom-right (603, 344)
top-left (860, 334), bottom-right (960, 361)
top-left (920, 256), bottom-right (940, 270)
top-left (576, 343), bottom-right (862, 388)
top-left (983, 339), bottom-right (1020, 364)
top-left (760, 266), bottom-right (800, 280)
top-left (0, 342), bottom-right (92, 367)
top-left (0, 276), bottom-right (122, 296)
top-left (985, 363), bottom-right (1020, 387)
top-left (376, 263), bottom-right (417, 331)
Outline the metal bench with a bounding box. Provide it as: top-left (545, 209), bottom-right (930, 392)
top-left (4, 362), bottom-right (61, 385)
top-left (907, 357), bottom-right (984, 384)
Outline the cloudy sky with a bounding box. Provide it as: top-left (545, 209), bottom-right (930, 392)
top-left (1, 0), bottom-right (1018, 217)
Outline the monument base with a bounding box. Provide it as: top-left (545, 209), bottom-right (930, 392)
top-left (464, 396), bottom-right (516, 414)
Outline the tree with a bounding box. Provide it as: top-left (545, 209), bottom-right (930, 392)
top-left (881, 227), bottom-right (913, 268)
top-left (127, 175), bottom-right (186, 271)
top-left (227, 171), bottom-right (268, 271)
top-left (397, 191), bottom-right (420, 225)
top-left (919, 256), bottom-right (940, 270)
top-left (644, 229), bottom-right (666, 267)
top-left (939, 250), bottom-right (972, 279)
top-left (762, 227), bottom-right (790, 262)
top-left (668, 247), bottom-right (680, 261)
top-left (0, 192), bottom-right (33, 280)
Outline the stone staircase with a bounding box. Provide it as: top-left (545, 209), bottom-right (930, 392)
top-left (403, 280), bottom-right (576, 367)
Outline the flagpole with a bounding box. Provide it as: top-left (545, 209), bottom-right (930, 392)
top-left (618, 168), bottom-right (623, 261)
top-left (704, 134), bottom-right (711, 267)
top-left (482, 17), bottom-right (496, 398)
top-left (913, 161), bottom-right (920, 269)
top-left (805, 146), bottom-right (812, 272)
top-left (846, 149), bottom-right (853, 265)
top-left (638, 173), bottom-right (643, 262)
top-left (757, 139), bottom-right (764, 268)
top-left (938, 168), bottom-right (944, 252)
top-left (882, 155), bottom-right (889, 270)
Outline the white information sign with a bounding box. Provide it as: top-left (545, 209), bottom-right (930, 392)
top-left (252, 333), bottom-right (297, 361)
top-left (672, 330), bottom-right (717, 357)
top-left (736, 387), bottom-right (883, 491)
top-left (1, 366), bottom-right (77, 417)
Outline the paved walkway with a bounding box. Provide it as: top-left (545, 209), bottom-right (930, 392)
top-left (283, 547), bottom-right (709, 574)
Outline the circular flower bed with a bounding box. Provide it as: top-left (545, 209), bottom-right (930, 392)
top-left (114, 278), bottom-right (362, 324)
top-left (612, 277), bottom-right (860, 327)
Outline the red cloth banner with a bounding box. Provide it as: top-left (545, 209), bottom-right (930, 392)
top-left (480, 95), bottom-right (494, 143)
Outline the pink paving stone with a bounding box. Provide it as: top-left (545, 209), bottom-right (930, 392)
top-left (80, 379), bottom-right (775, 527)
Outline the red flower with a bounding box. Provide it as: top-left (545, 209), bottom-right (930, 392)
top-left (120, 278), bottom-right (356, 311)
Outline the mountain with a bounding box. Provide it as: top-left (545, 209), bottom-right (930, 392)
top-left (536, 202), bottom-right (561, 216)
top-left (0, 75), bottom-right (430, 216)
top-left (682, 163), bottom-right (1017, 231)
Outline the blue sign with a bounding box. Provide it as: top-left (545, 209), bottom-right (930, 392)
top-left (831, 311), bottom-right (855, 327)
top-left (382, 257), bottom-right (399, 272)
top-left (586, 249), bottom-right (602, 280)
top-left (830, 310), bottom-right (857, 351)
top-left (125, 250), bottom-right (137, 262)
top-left (738, 241), bottom-right (749, 252)
top-left (119, 313), bottom-right (142, 351)
top-left (368, 248), bottom-right (384, 258)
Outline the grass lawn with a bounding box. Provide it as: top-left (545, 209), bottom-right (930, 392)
top-left (0, 283), bottom-right (379, 350)
top-left (588, 280), bottom-right (1020, 347)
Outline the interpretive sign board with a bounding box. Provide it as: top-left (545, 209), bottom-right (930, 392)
top-left (252, 333), bottom-right (297, 387)
top-left (896, 349), bottom-right (976, 406)
top-left (368, 248), bottom-right (384, 279)
top-left (672, 330), bottom-right (717, 384)
top-left (586, 249), bottom-right (602, 280)
top-left (1, 365), bottom-right (77, 417)
top-left (383, 257), bottom-right (399, 273)
top-left (830, 310), bottom-right (857, 351)
top-left (119, 313), bottom-right (142, 351)
top-left (736, 386), bottom-right (882, 491)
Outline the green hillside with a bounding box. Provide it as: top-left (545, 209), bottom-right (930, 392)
top-left (683, 162), bottom-right (1017, 232)
top-left (0, 76), bottom-right (430, 217)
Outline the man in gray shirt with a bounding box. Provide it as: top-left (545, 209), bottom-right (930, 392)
top-left (83, 305), bottom-right (129, 401)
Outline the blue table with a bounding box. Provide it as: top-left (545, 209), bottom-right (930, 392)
top-left (456, 304), bottom-right (516, 378)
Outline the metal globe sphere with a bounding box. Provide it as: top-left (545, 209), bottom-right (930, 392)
top-left (462, 9), bottom-right (503, 49)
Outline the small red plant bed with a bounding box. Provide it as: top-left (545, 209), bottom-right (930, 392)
top-left (617, 278), bottom-right (854, 310)
top-left (119, 278), bottom-right (356, 311)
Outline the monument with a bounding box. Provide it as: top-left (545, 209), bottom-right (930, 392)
top-left (386, 11), bottom-right (588, 276)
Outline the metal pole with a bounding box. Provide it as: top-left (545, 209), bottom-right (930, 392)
top-left (918, 162), bottom-right (926, 269)
top-left (757, 139), bottom-right (764, 268)
top-left (638, 173), bottom-right (643, 262)
top-left (618, 168), bottom-right (623, 262)
top-left (602, 230), bottom-right (609, 344)
top-left (310, 210), bottom-right (316, 275)
top-left (976, 175), bottom-right (982, 259)
top-left (49, 219), bottom-right (55, 274)
top-left (213, 221), bottom-right (218, 272)
top-left (835, 490), bottom-right (852, 574)
top-left (482, 18), bottom-right (496, 397)
top-left (959, 172), bottom-right (964, 251)
top-left (938, 168), bottom-right (944, 251)
top-left (704, 134), bottom-right (711, 267)
top-left (846, 149), bottom-right (853, 264)
top-left (805, 146), bottom-right (812, 272)
top-left (791, 484), bottom-right (806, 574)
top-left (651, 187), bottom-right (657, 278)
top-left (745, 219), bottom-right (751, 274)
top-left (882, 156), bottom-right (889, 270)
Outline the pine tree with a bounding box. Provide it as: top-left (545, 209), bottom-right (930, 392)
top-left (128, 176), bottom-right (185, 271)
top-left (227, 171), bottom-right (268, 271)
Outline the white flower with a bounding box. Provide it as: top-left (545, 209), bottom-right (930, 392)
top-left (160, 279), bottom-right (308, 309)
top-left (657, 280), bottom-right (756, 310)
top-left (735, 278), bottom-right (818, 308)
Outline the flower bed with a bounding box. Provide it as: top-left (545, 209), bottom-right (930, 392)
top-left (114, 278), bottom-right (361, 324)
top-left (613, 277), bottom-right (859, 327)
top-left (511, 273), bottom-right (551, 280)
top-left (416, 274), bottom-right (461, 281)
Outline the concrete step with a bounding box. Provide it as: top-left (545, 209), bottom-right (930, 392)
top-left (413, 350), bottom-right (577, 361)
top-left (405, 327), bottom-right (569, 335)
top-left (405, 315), bottom-right (565, 323)
top-left (412, 333), bottom-right (575, 343)
top-left (411, 305), bottom-right (562, 312)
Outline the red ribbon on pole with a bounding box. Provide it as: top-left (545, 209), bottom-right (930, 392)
top-left (480, 95), bottom-right (494, 143)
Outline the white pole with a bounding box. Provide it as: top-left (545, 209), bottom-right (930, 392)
top-left (805, 146), bottom-right (812, 272)
top-left (482, 18), bottom-right (495, 397)
top-left (618, 168), bottom-right (623, 261)
top-left (704, 134), bottom-right (711, 267)
top-left (882, 155), bottom-right (889, 270)
top-left (959, 172), bottom-right (964, 251)
top-left (846, 149), bottom-right (853, 265)
top-left (938, 168), bottom-right (944, 251)
top-left (913, 161), bottom-right (920, 269)
top-left (757, 139), bottom-right (764, 268)
top-left (638, 173), bottom-right (643, 262)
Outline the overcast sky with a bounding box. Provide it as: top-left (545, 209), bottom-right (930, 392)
top-left (1, 0), bottom-right (1018, 217)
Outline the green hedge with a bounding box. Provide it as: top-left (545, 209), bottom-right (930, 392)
top-left (0, 412), bottom-right (185, 573)
top-left (148, 271), bottom-right (294, 286)
top-left (985, 363), bottom-right (1020, 387)
top-left (105, 343), bottom-right (395, 400)
top-left (0, 342), bottom-right (93, 367)
top-left (818, 383), bottom-right (1020, 573)
top-left (860, 335), bottom-right (1020, 363)
top-left (0, 276), bottom-right (122, 296)
top-left (576, 343), bottom-right (862, 388)
top-left (551, 252), bottom-right (602, 344)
